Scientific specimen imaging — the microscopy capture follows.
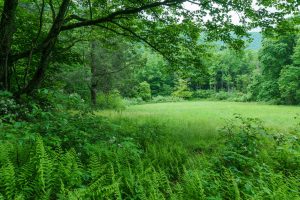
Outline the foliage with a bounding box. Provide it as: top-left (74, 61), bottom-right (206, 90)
top-left (96, 90), bottom-right (126, 111)
top-left (279, 65), bottom-right (300, 104)
top-left (151, 95), bottom-right (184, 103)
top-left (212, 91), bottom-right (232, 101)
top-left (192, 90), bottom-right (214, 99)
top-left (137, 81), bottom-right (152, 101)
top-left (0, 91), bottom-right (21, 123)
top-left (1, 0), bottom-right (300, 199)
top-left (192, 90), bottom-right (250, 102)
top-left (172, 79), bottom-right (193, 99)
top-left (123, 97), bottom-right (145, 106)
top-left (0, 103), bottom-right (300, 199)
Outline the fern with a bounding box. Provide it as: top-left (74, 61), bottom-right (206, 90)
top-left (34, 137), bottom-right (54, 197)
top-left (0, 161), bottom-right (16, 200)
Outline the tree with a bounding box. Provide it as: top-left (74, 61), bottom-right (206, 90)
top-left (172, 78), bottom-right (192, 99)
top-left (292, 37), bottom-right (300, 66)
top-left (89, 38), bottom-right (138, 105)
top-left (138, 81), bottom-right (151, 101)
top-left (0, 0), bottom-right (297, 98)
top-left (134, 49), bottom-right (174, 96)
top-left (279, 65), bottom-right (300, 104)
top-left (278, 37), bottom-right (300, 104)
top-left (259, 38), bottom-right (294, 80)
top-left (252, 36), bottom-right (296, 102)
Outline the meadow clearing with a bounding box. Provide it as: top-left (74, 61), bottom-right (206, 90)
top-left (89, 100), bottom-right (300, 199)
top-left (99, 101), bottom-right (300, 145)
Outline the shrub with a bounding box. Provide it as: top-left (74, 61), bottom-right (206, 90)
top-left (137, 81), bottom-right (152, 101)
top-left (212, 91), bottom-right (231, 100)
top-left (228, 92), bottom-right (251, 102)
top-left (257, 81), bottom-right (281, 103)
top-left (200, 91), bottom-right (250, 102)
top-left (123, 97), bottom-right (144, 105)
top-left (97, 90), bottom-right (126, 111)
top-left (51, 91), bottom-right (87, 110)
top-left (22, 89), bottom-right (88, 111)
top-left (172, 79), bottom-right (193, 99)
top-left (151, 95), bottom-right (184, 103)
top-left (193, 90), bottom-right (214, 99)
top-left (0, 91), bottom-right (20, 122)
top-left (219, 115), bottom-right (300, 173)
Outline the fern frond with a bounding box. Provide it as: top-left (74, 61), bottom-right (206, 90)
top-left (0, 161), bottom-right (16, 200)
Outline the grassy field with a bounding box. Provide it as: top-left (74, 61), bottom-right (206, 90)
top-left (100, 100), bottom-right (300, 130)
top-left (99, 100), bottom-right (300, 147)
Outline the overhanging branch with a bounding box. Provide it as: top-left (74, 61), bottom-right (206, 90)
top-left (61, 0), bottom-right (184, 31)
top-left (110, 21), bottom-right (174, 63)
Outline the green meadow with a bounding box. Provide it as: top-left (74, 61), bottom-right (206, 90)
top-left (98, 101), bottom-right (300, 158)
top-left (100, 100), bottom-right (300, 136)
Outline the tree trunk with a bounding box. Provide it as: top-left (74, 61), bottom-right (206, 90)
top-left (220, 71), bottom-right (224, 91)
top-left (90, 41), bottom-right (97, 106)
top-left (227, 81), bottom-right (230, 92)
top-left (15, 0), bottom-right (70, 96)
top-left (0, 0), bottom-right (18, 91)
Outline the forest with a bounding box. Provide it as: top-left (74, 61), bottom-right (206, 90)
top-left (0, 0), bottom-right (300, 199)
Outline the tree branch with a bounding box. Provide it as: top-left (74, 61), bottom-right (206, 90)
top-left (110, 21), bottom-right (174, 62)
top-left (24, 0), bottom-right (45, 85)
top-left (61, 0), bottom-right (184, 31)
top-left (49, 0), bottom-right (56, 21)
top-left (11, 0), bottom-right (183, 63)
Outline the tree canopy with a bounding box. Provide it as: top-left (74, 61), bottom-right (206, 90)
top-left (0, 0), bottom-right (299, 96)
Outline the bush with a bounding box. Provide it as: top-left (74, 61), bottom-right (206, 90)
top-left (220, 115), bottom-right (300, 173)
top-left (193, 90), bottom-right (214, 99)
top-left (257, 81), bottom-right (281, 103)
top-left (212, 91), bottom-right (231, 100)
top-left (0, 91), bottom-right (49, 122)
top-left (0, 91), bottom-right (20, 122)
top-left (97, 90), bottom-right (126, 111)
top-left (194, 91), bottom-right (250, 102)
top-left (172, 79), bottom-right (193, 99)
top-left (137, 81), bottom-right (152, 101)
top-left (228, 92), bottom-right (251, 102)
top-left (151, 95), bottom-right (184, 103)
top-left (19, 89), bottom-right (89, 111)
top-left (123, 97), bottom-right (144, 105)
top-left (51, 91), bottom-right (87, 110)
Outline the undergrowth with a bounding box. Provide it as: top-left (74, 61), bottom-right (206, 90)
top-left (0, 92), bottom-right (299, 199)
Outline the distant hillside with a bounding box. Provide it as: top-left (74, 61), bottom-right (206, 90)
top-left (246, 32), bottom-right (262, 50)
top-left (199, 32), bottom-right (262, 50)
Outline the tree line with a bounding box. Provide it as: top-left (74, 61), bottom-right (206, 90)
top-left (60, 26), bottom-right (300, 106)
top-left (0, 0), bottom-right (297, 101)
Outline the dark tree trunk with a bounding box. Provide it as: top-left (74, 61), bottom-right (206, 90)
top-left (227, 81), bottom-right (230, 92)
top-left (0, 0), bottom-right (18, 91)
top-left (90, 41), bottom-right (97, 106)
top-left (15, 0), bottom-right (70, 96)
